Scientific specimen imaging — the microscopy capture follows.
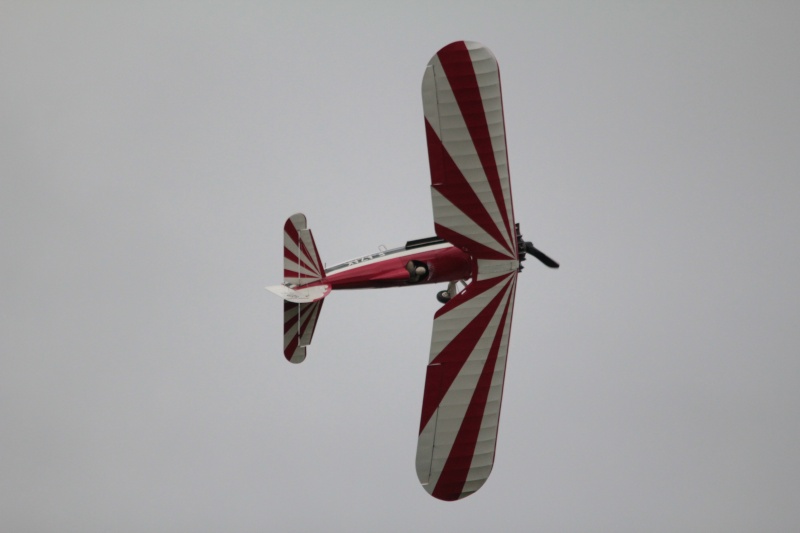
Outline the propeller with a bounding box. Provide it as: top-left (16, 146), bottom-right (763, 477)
top-left (524, 242), bottom-right (560, 269)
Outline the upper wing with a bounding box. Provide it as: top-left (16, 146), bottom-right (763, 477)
top-left (423, 41), bottom-right (517, 262)
top-left (416, 268), bottom-right (518, 500)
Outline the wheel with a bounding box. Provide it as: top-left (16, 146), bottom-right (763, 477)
top-left (436, 290), bottom-right (451, 304)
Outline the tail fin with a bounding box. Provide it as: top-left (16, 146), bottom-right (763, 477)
top-left (268, 213), bottom-right (329, 363)
top-left (283, 213), bottom-right (325, 286)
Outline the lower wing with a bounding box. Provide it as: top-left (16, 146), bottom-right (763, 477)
top-left (415, 266), bottom-right (518, 500)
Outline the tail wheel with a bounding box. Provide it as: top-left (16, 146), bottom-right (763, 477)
top-left (436, 290), bottom-right (451, 304)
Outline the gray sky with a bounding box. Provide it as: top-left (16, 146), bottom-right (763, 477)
top-left (3, 2), bottom-right (799, 531)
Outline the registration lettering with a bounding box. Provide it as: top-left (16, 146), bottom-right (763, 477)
top-left (347, 252), bottom-right (385, 267)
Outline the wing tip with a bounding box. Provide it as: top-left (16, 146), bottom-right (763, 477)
top-left (420, 474), bottom-right (491, 501)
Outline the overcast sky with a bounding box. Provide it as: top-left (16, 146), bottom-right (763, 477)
top-left (3, 2), bottom-right (800, 532)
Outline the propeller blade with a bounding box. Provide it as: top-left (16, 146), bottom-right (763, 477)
top-left (525, 242), bottom-right (559, 269)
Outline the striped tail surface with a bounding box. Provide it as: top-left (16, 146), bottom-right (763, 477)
top-left (284, 213), bottom-right (325, 286)
top-left (277, 213), bottom-right (327, 363)
top-left (283, 299), bottom-right (324, 364)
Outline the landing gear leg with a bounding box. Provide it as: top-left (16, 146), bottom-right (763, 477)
top-left (436, 281), bottom-right (458, 304)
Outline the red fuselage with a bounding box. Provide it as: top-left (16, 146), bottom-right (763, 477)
top-left (304, 238), bottom-right (472, 291)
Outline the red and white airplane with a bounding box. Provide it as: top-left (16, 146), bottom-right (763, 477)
top-left (267, 41), bottom-right (558, 501)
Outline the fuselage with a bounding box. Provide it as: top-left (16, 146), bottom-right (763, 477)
top-left (306, 236), bottom-right (472, 291)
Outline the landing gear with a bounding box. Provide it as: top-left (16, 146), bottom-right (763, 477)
top-left (436, 281), bottom-right (459, 304)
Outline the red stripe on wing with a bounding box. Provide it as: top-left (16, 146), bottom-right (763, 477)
top-left (434, 223), bottom-right (512, 261)
top-left (433, 270), bottom-right (511, 321)
top-left (431, 287), bottom-right (512, 500)
top-left (419, 275), bottom-right (513, 433)
top-left (436, 42), bottom-right (514, 249)
top-left (426, 120), bottom-right (513, 256)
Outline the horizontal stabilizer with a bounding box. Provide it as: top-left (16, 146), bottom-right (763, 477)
top-left (266, 283), bottom-right (330, 303)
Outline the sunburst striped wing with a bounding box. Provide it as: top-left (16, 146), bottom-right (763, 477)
top-left (417, 42), bottom-right (521, 500)
top-left (283, 300), bottom-right (324, 364)
top-left (416, 268), bottom-right (518, 500)
top-left (423, 41), bottom-right (517, 262)
top-left (284, 213), bottom-right (324, 286)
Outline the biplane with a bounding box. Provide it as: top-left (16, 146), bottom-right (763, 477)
top-left (267, 41), bottom-right (558, 501)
